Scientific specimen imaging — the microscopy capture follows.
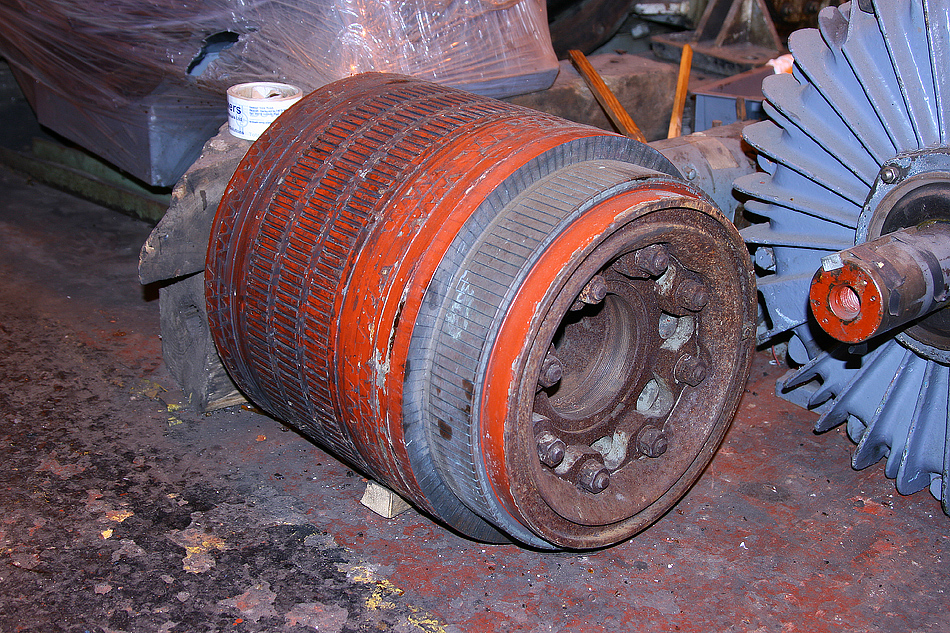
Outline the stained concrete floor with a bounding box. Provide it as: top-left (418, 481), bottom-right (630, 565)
top-left (0, 162), bottom-right (948, 633)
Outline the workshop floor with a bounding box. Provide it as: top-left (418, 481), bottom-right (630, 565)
top-left (1, 163), bottom-right (947, 633)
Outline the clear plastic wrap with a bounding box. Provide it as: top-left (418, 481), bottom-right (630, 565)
top-left (0, 0), bottom-right (558, 185)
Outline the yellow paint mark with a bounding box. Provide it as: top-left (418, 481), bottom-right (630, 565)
top-left (101, 529), bottom-right (113, 539)
top-left (343, 565), bottom-right (409, 611)
top-left (133, 379), bottom-right (166, 399)
top-left (167, 403), bottom-right (182, 412)
top-left (181, 535), bottom-right (228, 573)
top-left (106, 510), bottom-right (133, 523)
top-left (169, 529), bottom-right (229, 573)
top-left (376, 578), bottom-right (403, 596)
top-left (407, 612), bottom-right (447, 633)
top-left (342, 563), bottom-right (442, 627)
top-left (366, 586), bottom-right (396, 611)
top-left (363, 576), bottom-right (404, 611)
top-left (168, 417), bottom-right (184, 427)
top-left (348, 565), bottom-right (376, 584)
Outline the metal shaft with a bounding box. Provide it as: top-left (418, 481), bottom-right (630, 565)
top-left (809, 222), bottom-right (950, 344)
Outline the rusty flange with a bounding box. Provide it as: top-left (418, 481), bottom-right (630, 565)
top-left (206, 73), bottom-right (756, 549)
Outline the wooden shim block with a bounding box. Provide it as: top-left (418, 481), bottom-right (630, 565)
top-left (360, 481), bottom-right (411, 519)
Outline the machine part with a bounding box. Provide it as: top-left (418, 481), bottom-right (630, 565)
top-left (768, 1), bottom-right (842, 38)
top-left (631, 1), bottom-right (709, 28)
top-left (691, 67), bottom-right (771, 133)
top-left (632, 0), bottom-right (837, 33)
top-left (650, 121), bottom-right (757, 223)
top-left (650, 0), bottom-right (784, 75)
top-left (810, 223), bottom-right (950, 344)
top-left (27, 73), bottom-right (224, 187)
top-left (207, 73), bottom-right (756, 549)
top-left (735, 0), bottom-right (950, 513)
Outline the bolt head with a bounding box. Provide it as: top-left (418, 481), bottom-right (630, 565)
top-left (537, 432), bottom-right (565, 468)
top-left (674, 355), bottom-right (708, 386)
top-left (676, 279), bottom-right (709, 312)
top-left (880, 165), bottom-right (900, 184)
top-left (577, 458), bottom-right (610, 493)
top-left (538, 353), bottom-right (563, 388)
top-left (634, 244), bottom-right (670, 277)
top-left (636, 426), bottom-right (668, 458)
top-left (579, 275), bottom-right (608, 304)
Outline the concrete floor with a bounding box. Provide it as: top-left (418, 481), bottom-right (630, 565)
top-left (1, 163), bottom-right (948, 633)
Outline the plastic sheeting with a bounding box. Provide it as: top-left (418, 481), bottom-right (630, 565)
top-left (0, 0), bottom-right (558, 185)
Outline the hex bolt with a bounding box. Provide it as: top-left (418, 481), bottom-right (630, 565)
top-left (578, 274), bottom-right (608, 305)
top-left (538, 350), bottom-right (563, 388)
top-left (754, 246), bottom-right (776, 272)
top-left (675, 279), bottom-right (709, 312)
top-left (633, 244), bottom-right (670, 277)
top-left (577, 458), bottom-right (610, 493)
top-left (880, 165), bottom-right (900, 184)
top-left (536, 432), bottom-right (566, 468)
top-left (674, 354), bottom-right (708, 386)
top-left (636, 426), bottom-right (668, 458)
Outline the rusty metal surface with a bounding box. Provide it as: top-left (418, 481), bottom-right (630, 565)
top-left (649, 120), bottom-right (757, 221)
top-left (206, 73), bottom-right (755, 548)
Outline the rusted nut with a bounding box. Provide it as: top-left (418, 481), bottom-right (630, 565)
top-left (675, 279), bottom-right (709, 312)
top-left (636, 426), bottom-right (668, 458)
top-left (538, 351), bottom-right (564, 388)
top-left (674, 354), bottom-right (708, 386)
top-left (537, 432), bottom-right (566, 468)
top-left (578, 275), bottom-right (608, 305)
top-left (615, 244), bottom-right (670, 278)
top-left (634, 244), bottom-right (670, 277)
top-left (577, 458), bottom-right (610, 494)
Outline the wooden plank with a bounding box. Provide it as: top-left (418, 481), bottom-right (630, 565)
top-left (568, 49), bottom-right (647, 143)
top-left (668, 44), bottom-right (693, 139)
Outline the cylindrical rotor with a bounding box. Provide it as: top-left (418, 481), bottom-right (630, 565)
top-left (206, 73), bottom-right (756, 549)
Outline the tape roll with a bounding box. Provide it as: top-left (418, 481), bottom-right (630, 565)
top-left (227, 82), bottom-right (302, 141)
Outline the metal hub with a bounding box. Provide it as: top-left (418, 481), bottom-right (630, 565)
top-left (859, 151), bottom-right (950, 361)
top-left (530, 250), bottom-right (710, 507)
top-left (491, 202), bottom-right (754, 544)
